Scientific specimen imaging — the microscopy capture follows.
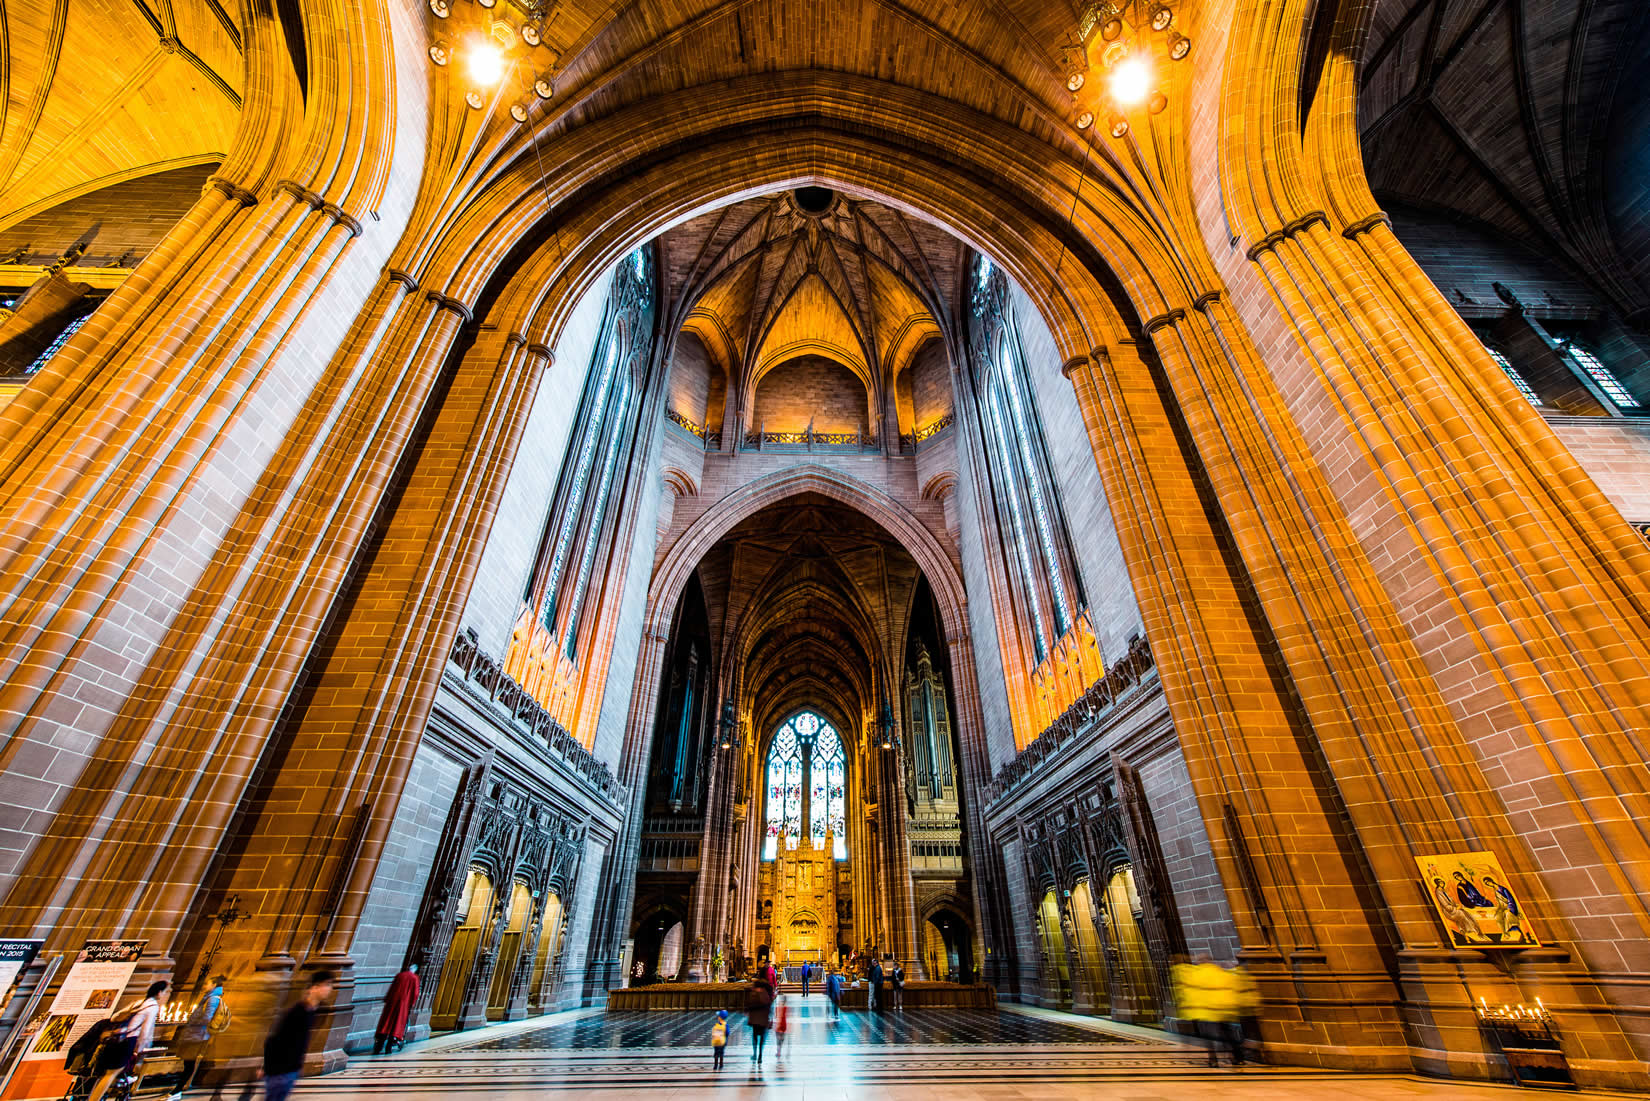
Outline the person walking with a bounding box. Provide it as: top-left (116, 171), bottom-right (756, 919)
top-left (1172, 954), bottom-right (1228, 1068)
top-left (889, 960), bottom-right (905, 1012)
top-left (88, 980), bottom-right (169, 1101)
top-left (373, 964), bottom-right (420, 1055)
top-left (867, 956), bottom-right (884, 1014)
top-left (711, 1010), bottom-right (728, 1070)
top-left (261, 971), bottom-right (335, 1101)
top-left (773, 991), bottom-right (790, 1059)
top-left (1226, 960), bottom-right (1260, 1066)
top-left (173, 975), bottom-right (225, 1089)
top-left (744, 978), bottom-right (773, 1065)
top-left (825, 968), bottom-right (841, 1018)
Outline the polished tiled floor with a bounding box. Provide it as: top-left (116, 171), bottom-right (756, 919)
top-left (288, 998), bottom-right (1625, 1099)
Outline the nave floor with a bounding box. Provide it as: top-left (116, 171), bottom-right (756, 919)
top-left (293, 999), bottom-right (1623, 1099)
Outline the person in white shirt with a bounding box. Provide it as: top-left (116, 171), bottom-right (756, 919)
top-left (88, 980), bottom-right (169, 1101)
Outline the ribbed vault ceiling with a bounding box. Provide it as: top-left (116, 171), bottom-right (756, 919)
top-left (659, 188), bottom-right (958, 398)
top-left (1358, 0), bottom-right (1650, 311)
top-left (0, 0), bottom-right (242, 231)
top-left (692, 494), bottom-right (923, 746)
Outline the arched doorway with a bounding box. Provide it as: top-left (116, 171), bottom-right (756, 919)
top-left (486, 880), bottom-right (533, 1018)
top-left (431, 865), bottom-right (494, 1031)
top-left (1036, 889), bottom-right (1072, 1008)
top-left (631, 909), bottom-right (684, 984)
top-left (1066, 879), bottom-right (1110, 1015)
top-left (922, 907), bottom-right (973, 983)
top-left (1100, 865), bottom-right (1160, 1023)
top-left (528, 890), bottom-right (565, 1008)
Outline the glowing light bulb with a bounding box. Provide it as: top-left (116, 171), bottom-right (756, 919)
top-left (1110, 56), bottom-right (1151, 106)
top-left (468, 42), bottom-right (505, 87)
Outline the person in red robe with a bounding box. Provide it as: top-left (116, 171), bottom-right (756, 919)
top-left (373, 965), bottom-right (420, 1054)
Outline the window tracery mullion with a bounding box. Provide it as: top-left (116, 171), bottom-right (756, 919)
top-left (561, 370), bottom-right (636, 660)
top-left (986, 385), bottom-right (1052, 658)
top-left (540, 335), bottom-right (625, 629)
top-left (1001, 333), bottom-right (1075, 633)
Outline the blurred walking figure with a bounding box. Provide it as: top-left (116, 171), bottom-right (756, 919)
top-left (373, 964), bottom-right (419, 1055)
top-left (260, 971), bottom-right (335, 1100)
top-left (88, 980), bottom-right (169, 1101)
top-left (825, 968), bottom-right (842, 1018)
top-left (1172, 954), bottom-right (1243, 1068)
top-left (1225, 959), bottom-right (1260, 1066)
top-left (173, 975), bottom-right (226, 1090)
top-left (773, 991), bottom-right (790, 1058)
top-left (711, 1009), bottom-right (728, 1069)
top-left (745, 977), bottom-right (773, 1064)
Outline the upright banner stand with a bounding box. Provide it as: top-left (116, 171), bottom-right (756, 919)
top-left (1, 940), bottom-right (145, 1101)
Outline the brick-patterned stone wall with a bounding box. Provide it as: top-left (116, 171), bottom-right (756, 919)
top-left (1136, 742), bottom-right (1238, 961)
top-left (1009, 282), bottom-right (1143, 662)
top-left (668, 331), bottom-right (714, 427)
top-left (910, 338), bottom-right (951, 427)
top-left (459, 264), bottom-right (616, 654)
top-left (999, 835), bottom-right (1043, 1000)
top-left (752, 354), bottom-right (869, 435)
top-left (0, 165), bottom-right (219, 266)
top-left (1545, 417), bottom-right (1650, 521)
top-left (344, 739), bottom-right (466, 1049)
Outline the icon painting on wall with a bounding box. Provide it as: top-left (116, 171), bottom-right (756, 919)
top-left (1417, 851), bottom-right (1537, 948)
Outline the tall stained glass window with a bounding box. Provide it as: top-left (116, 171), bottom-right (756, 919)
top-left (763, 721), bottom-right (802, 859)
top-left (809, 722), bottom-right (847, 859)
top-left (762, 710), bottom-right (846, 861)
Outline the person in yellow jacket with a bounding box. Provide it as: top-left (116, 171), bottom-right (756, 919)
top-left (1172, 954), bottom-right (1257, 1067)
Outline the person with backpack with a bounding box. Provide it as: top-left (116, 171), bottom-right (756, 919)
top-left (87, 980), bottom-right (169, 1101)
top-left (711, 1009), bottom-right (728, 1070)
top-left (173, 975), bottom-right (227, 1088)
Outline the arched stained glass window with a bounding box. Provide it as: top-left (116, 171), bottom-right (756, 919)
top-left (762, 710), bottom-right (846, 861)
top-left (809, 723), bottom-right (847, 859)
top-left (1566, 342), bottom-right (1641, 409)
top-left (763, 721), bottom-right (802, 859)
top-left (1486, 347), bottom-right (1539, 405)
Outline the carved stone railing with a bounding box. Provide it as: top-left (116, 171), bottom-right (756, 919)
top-left (897, 412), bottom-right (956, 453)
top-left (449, 628), bottom-right (623, 803)
top-left (664, 407), bottom-right (706, 439)
top-left (914, 412), bottom-right (955, 443)
top-left (740, 427), bottom-right (878, 451)
top-left (987, 634), bottom-right (1156, 803)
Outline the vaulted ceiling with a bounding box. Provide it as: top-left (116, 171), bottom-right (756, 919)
top-left (657, 188), bottom-right (961, 402)
top-left (692, 495), bottom-right (924, 749)
top-left (0, 0), bottom-right (242, 232)
top-left (1357, 0), bottom-right (1650, 314)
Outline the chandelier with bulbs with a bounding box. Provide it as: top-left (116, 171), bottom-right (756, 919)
top-left (1063, 1), bottom-right (1191, 138)
top-left (426, 0), bottom-right (560, 122)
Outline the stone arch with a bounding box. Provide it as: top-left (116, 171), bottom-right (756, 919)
top-left (660, 467), bottom-right (698, 499)
top-left (647, 465), bottom-right (965, 645)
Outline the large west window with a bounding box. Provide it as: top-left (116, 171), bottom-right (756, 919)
top-left (763, 710), bottom-right (847, 860)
